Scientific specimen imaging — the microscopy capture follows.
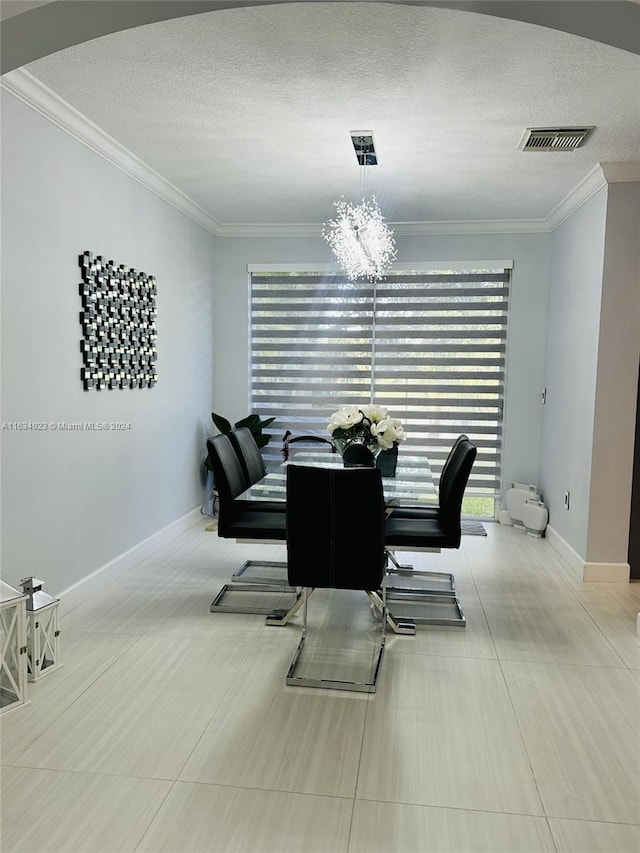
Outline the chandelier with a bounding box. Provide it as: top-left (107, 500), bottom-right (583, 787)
top-left (323, 196), bottom-right (396, 282)
top-left (322, 133), bottom-right (396, 282)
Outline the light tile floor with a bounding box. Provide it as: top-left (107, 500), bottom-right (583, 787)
top-left (2, 522), bottom-right (639, 853)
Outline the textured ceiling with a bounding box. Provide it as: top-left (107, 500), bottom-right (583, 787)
top-left (24, 2), bottom-right (640, 226)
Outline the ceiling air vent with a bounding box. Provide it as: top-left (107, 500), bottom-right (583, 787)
top-left (519, 127), bottom-right (594, 152)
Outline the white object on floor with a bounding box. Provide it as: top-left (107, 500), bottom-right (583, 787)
top-left (505, 482), bottom-right (540, 530)
top-left (522, 500), bottom-right (549, 538)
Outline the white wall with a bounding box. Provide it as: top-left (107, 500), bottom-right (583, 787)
top-left (586, 181), bottom-right (640, 567)
top-left (0, 91), bottom-right (216, 592)
top-left (540, 182), bottom-right (640, 576)
top-left (212, 230), bottom-right (552, 494)
top-left (539, 188), bottom-right (608, 560)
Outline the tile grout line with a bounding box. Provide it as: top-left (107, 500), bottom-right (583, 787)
top-left (132, 779), bottom-right (179, 853)
top-left (1, 632), bottom-right (143, 761)
top-left (493, 655), bottom-right (560, 853)
top-left (345, 673), bottom-right (376, 853)
top-left (559, 586), bottom-right (636, 670)
top-left (170, 634), bottom-right (258, 784)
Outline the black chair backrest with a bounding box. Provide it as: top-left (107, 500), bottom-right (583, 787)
top-left (229, 427), bottom-right (266, 486)
top-left (438, 434), bottom-right (469, 504)
top-left (206, 434), bottom-right (247, 537)
top-left (286, 465), bottom-right (386, 590)
top-left (439, 439), bottom-right (477, 544)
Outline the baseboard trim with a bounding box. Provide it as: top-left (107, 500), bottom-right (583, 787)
top-left (58, 507), bottom-right (202, 614)
top-left (545, 525), bottom-right (584, 579)
top-left (583, 561), bottom-right (631, 583)
top-left (546, 526), bottom-right (632, 582)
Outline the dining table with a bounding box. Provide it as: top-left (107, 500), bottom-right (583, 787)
top-left (237, 447), bottom-right (438, 508)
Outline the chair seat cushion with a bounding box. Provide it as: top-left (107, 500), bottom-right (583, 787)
top-left (389, 505), bottom-right (439, 520)
top-left (385, 515), bottom-right (456, 548)
top-left (234, 499), bottom-right (284, 513)
top-left (227, 510), bottom-right (287, 540)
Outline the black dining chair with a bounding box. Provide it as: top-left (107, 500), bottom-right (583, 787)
top-left (230, 425), bottom-right (267, 482)
top-left (385, 434), bottom-right (469, 583)
top-left (385, 438), bottom-right (476, 550)
top-left (207, 434), bottom-right (299, 616)
top-left (389, 434), bottom-right (469, 521)
top-left (285, 464), bottom-right (388, 692)
top-left (379, 438), bottom-right (477, 627)
top-left (207, 435), bottom-right (286, 538)
top-left (228, 427), bottom-right (282, 511)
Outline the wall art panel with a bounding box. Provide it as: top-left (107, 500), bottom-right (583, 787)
top-left (78, 250), bottom-right (158, 391)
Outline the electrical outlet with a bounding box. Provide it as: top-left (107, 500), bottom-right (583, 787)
top-left (541, 387), bottom-right (546, 404)
top-left (563, 490), bottom-right (570, 510)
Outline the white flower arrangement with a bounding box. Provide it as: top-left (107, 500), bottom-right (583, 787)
top-left (327, 404), bottom-right (406, 453)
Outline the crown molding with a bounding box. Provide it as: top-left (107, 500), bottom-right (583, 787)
top-left (391, 219), bottom-right (549, 235)
top-left (0, 68), bottom-right (222, 236)
top-left (545, 160), bottom-right (640, 231)
top-left (545, 163), bottom-right (608, 231)
top-left (215, 223), bottom-right (322, 237)
top-left (600, 161), bottom-right (640, 182)
top-left (216, 217), bottom-right (550, 238)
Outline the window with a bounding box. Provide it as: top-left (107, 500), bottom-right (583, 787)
top-left (250, 264), bottom-right (511, 506)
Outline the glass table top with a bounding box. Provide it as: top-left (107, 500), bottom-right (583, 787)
top-left (238, 449), bottom-right (437, 507)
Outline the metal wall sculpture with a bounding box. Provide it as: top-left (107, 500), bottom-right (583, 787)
top-left (78, 251), bottom-right (158, 390)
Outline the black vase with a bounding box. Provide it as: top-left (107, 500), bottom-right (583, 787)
top-left (376, 444), bottom-right (398, 477)
top-left (342, 444), bottom-right (376, 468)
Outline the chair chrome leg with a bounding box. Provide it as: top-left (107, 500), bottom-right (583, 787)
top-left (367, 591), bottom-right (416, 635)
top-left (285, 587), bottom-right (308, 675)
top-left (210, 583), bottom-right (298, 615)
top-left (386, 550), bottom-right (456, 596)
top-left (386, 550), bottom-right (415, 575)
top-left (210, 560), bottom-right (293, 616)
top-left (286, 587), bottom-right (386, 692)
top-left (265, 587), bottom-right (307, 626)
top-left (386, 593), bottom-right (466, 627)
top-left (231, 559), bottom-right (291, 587)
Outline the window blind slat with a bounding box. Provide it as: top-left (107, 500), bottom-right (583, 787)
top-left (375, 329), bottom-right (507, 340)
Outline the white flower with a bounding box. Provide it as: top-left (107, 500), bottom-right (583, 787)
top-left (372, 417), bottom-right (405, 449)
top-left (327, 405), bottom-right (364, 434)
top-left (360, 404), bottom-right (388, 424)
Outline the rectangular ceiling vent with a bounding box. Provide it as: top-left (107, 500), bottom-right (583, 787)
top-left (350, 131), bottom-right (377, 165)
top-left (519, 127), bottom-right (594, 152)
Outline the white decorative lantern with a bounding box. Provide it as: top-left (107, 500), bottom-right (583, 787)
top-left (0, 580), bottom-right (28, 713)
top-left (20, 577), bottom-right (61, 681)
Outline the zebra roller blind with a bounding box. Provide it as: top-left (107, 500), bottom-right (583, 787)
top-left (250, 265), bottom-right (511, 496)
